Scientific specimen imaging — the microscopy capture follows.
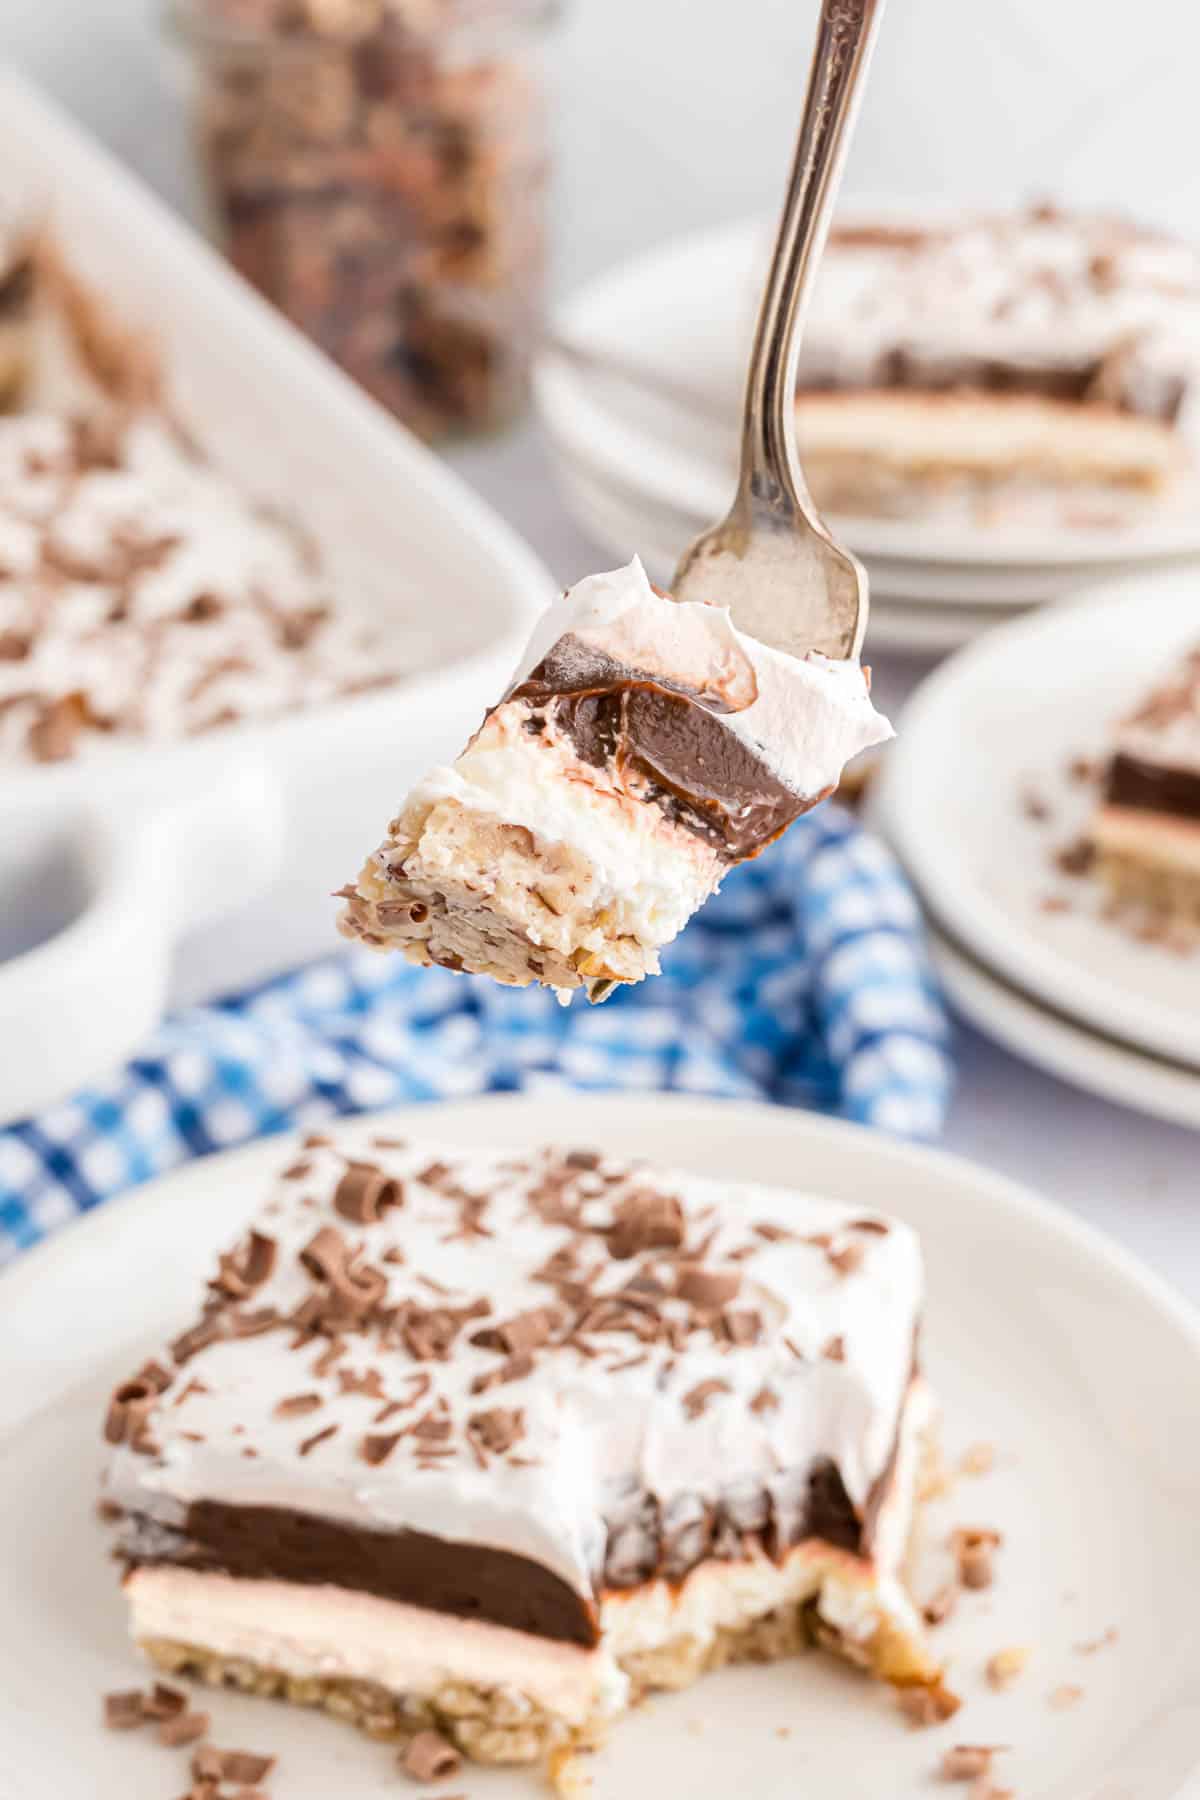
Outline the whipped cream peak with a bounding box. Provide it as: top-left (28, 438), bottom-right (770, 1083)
top-left (508, 557), bottom-right (891, 803)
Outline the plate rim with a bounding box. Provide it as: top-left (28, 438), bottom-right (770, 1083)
top-left (543, 216), bottom-right (1200, 574)
top-left (876, 572), bottom-right (1200, 1068)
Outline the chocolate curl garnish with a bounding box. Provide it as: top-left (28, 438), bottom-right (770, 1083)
top-left (722, 1307), bottom-right (763, 1346)
top-left (212, 1229), bottom-right (277, 1299)
top-left (298, 1225), bottom-right (387, 1324)
top-left (104, 1361), bottom-right (171, 1448)
top-left (675, 1263), bottom-right (742, 1308)
top-left (606, 1189), bottom-right (685, 1259)
top-left (333, 1161), bottom-right (404, 1225)
top-left (402, 1730), bottom-right (461, 1782)
top-left (467, 1406), bottom-right (526, 1456)
top-left (471, 1305), bottom-right (561, 1355)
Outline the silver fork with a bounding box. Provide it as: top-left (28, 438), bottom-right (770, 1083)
top-left (672, 0), bottom-right (886, 661)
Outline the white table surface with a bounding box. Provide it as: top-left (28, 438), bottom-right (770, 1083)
top-left (447, 421), bottom-right (1200, 1309)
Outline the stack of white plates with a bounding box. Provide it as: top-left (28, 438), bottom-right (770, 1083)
top-left (872, 568), bottom-right (1200, 1126)
top-left (536, 219), bottom-right (1200, 654)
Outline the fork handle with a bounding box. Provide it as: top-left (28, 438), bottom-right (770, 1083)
top-left (740, 0), bottom-right (886, 511)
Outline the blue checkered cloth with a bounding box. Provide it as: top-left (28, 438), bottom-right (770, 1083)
top-left (0, 806), bottom-right (950, 1262)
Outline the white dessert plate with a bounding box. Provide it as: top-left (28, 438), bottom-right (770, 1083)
top-left (931, 931), bottom-right (1200, 1132)
top-left (551, 447), bottom-right (1037, 655)
top-left (5, 1094), bottom-right (1200, 1800)
top-left (875, 570), bottom-right (1200, 1068)
top-left (535, 216), bottom-right (1200, 594)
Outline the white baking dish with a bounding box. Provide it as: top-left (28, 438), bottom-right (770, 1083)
top-left (0, 71), bottom-right (553, 1126)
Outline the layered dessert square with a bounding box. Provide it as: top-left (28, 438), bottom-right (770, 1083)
top-left (797, 204), bottom-right (1200, 525)
top-left (338, 557), bottom-right (890, 999)
top-left (101, 1132), bottom-right (943, 1783)
top-left (1092, 647), bottom-right (1200, 923)
top-left (0, 410), bottom-right (406, 765)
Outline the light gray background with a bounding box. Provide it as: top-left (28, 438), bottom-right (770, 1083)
top-left (11, 0), bottom-right (1200, 290)
top-left (9, 1), bottom-right (1200, 1303)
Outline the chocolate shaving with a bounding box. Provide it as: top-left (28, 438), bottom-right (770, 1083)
top-left (142, 1682), bottom-right (187, 1720)
top-left (193, 1748), bottom-right (275, 1784)
top-left (749, 1385), bottom-right (779, 1414)
top-left (850, 1217), bottom-right (890, 1235)
top-left (821, 1334), bottom-right (847, 1361)
top-left (682, 1378), bottom-right (731, 1419)
top-left (952, 1527), bottom-right (1002, 1590)
top-left (212, 1229), bottom-right (277, 1299)
top-left (158, 1710), bottom-right (209, 1748)
top-left (410, 1409), bottom-right (453, 1442)
top-left (826, 1242), bottom-right (865, 1276)
top-left (104, 1372), bottom-right (163, 1451)
top-left (274, 1392), bottom-right (322, 1418)
top-left (298, 1423), bottom-right (339, 1456)
top-left (721, 1308), bottom-right (762, 1346)
top-left (467, 1406), bottom-right (525, 1455)
top-left (337, 1367), bottom-right (385, 1399)
top-left (312, 1338), bottom-right (347, 1377)
top-left (606, 1188), bottom-right (685, 1259)
top-left (923, 1583), bottom-right (958, 1627)
top-left (752, 1221), bottom-right (796, 1243)
top-left (898, 1684), bottom-right (961, 1727)
top-left (360, 1431), bottom-right (404, 1466)
top-left (333, 1160), bottom-right (404, 1225)
top-left (470, 1351), bottom-right (535, 1394)
top-left (474, 1306), bottom-right (561, 1355)
top-left (401, 1728), bottom-right (461, 1782)
top-left (675, 1263), bottom-right (742, 1308)
top-left (103, 1690), bottom-right (145, 1730)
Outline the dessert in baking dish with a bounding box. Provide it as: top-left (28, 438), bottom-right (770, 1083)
top-left (0, 410), bottom-right (406, 765)
top-left (101, 1131), bottom-right (943, 1784)
top-left (0, 217), bottom-right (33, 409)
top-left (796, 204), bottom-right (1200, 526)
top-left (1092, 646), bottom-right (1200, 924)
top-left (339, 557), bottom-right (890, 999)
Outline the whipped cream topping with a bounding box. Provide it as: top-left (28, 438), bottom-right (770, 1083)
top-left (506, 557), bottom-right (891, 804)
top-left (105, 1132), bottom-right (924, 1604)
top-left (803, 207), bottom-right (1200, 423)
top-left (0, 412), bottom-right (410, 764)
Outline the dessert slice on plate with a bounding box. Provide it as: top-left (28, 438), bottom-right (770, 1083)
top-left (1092, 645), bottom-right (1200, 924)
top-left (339, 556), bottom-right (890, 999)
top-left (796, 205), bottom-right (1200, 527)
top-left (101, 1131), bottom-right (945, 1788)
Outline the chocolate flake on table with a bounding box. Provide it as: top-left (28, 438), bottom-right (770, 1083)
top-left (158, 1709), bottom-right (210, 1748)
top-left (1055, 836), bottom-right (1096, 877)
top-left (103, 1689), bottom-right (146, 1730)
top-left (360, 1431), bottom-right (404, 1467)
top-left (1074, 1625), bottom-right (1119, 1653)
top-left (722, 1308), bottom-right (763, 1347)
top-left (986, 1646), bottom-right (1031, 1689)
top-left (897, 1684), bottom-right (962, 1726)
top-left (193, 1747), bottom-right (276, 1785)
top-left (172, 1378), bottom-right (211, 1408)
top-left (953, 1527), bottom-right (1002, 1590)
top-left (297, 1423), bottom-right (339, 1457)
top-left (940, 1746), bottom-right (1008, 1780)
top-left (274, 1393), bottom-right (323, 1419)
top-left (212, 1230), bottom-right (277, 1299)
top-left (333, 1161), bottom-right (404, 1226)
top-left (144, 1684), bottom-right (188, 1720)
top-left (1049, 1682), bottom-right (1084, 1708)
top-left (401, 1727), bottom-right (462, 1782)
top-left (959, 1442), bottom-right (996, 1476)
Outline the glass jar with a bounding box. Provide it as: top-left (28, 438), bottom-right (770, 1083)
top-left (167, 0), bottom-right (556, 441)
